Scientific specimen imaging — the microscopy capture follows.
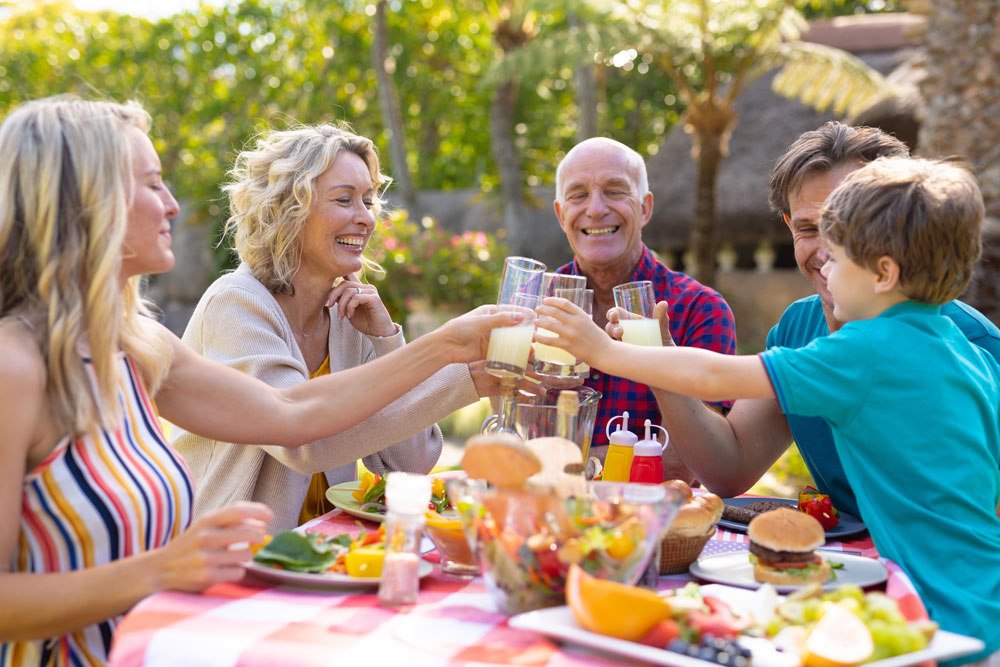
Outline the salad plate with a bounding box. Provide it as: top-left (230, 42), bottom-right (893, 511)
top-left (719, 496), bottom-right (867, 539)
top-left (689, 551), bottom-right (887, 593)
top-left (326, 481), bottom-right (386, 523)
top-left (509, 591), bottom-right (985, 667)
top-left (244, 558), bottom-right (432, 589)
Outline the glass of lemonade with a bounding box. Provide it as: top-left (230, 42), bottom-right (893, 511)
top-left (486, 293), bottom-right (539, 379)
top-left (570, 289), bottom-right (594, 380)
top-left (485, 257), bottom-right (546, 379)
top-left (612, 281), bottom-right (662, 347)
top-left (534, 273), bottom-right (587, 377)
top-left (487, 257), bottom-right (547, 436)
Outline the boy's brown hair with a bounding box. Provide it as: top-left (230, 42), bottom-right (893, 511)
top-left (820, 157), bottom-right (983, 305)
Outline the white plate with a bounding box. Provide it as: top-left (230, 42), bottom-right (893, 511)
top-left (326, 481), bottom-right (386, 523)
top-left (509, 597), bottom-right (985, 667)
top-left (689, 551), bottom-right (887, 593)
top-left (244, 558), bottom-right (433, 589)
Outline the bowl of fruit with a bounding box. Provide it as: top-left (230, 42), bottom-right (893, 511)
top-left (447, 477), bottom-right (685, 615)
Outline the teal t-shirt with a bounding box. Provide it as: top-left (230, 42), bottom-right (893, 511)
top-left (761, 301), bottom-right (1000, 660)
top-left (766, 295), bottom-right (1000, 518)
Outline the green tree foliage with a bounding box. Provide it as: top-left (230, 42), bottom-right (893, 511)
top-left (2, 0), bottom-right (894, 277)
top-left (505, 0), bottom-right (890, 287)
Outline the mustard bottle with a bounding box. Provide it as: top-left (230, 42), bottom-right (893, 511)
top-left (602, 411), bottom-right (638, 482)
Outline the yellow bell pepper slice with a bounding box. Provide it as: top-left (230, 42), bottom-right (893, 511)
top-left (345, 546), bottom-right (385, 578)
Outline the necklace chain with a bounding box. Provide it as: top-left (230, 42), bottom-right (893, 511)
top-left (282, 304), bottom-right (327, 338)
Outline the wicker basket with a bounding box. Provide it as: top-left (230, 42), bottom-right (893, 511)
top-left (658, 526), bottom-right (715, 575)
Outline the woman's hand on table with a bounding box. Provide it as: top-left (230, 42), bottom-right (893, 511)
top-left (326, 274), bottom-right (395, 337)
top-left (152, 502), bottom-right (273, 592)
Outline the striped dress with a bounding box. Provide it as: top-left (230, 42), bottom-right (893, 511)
top-left (2, 354), bottom-right (193, 667)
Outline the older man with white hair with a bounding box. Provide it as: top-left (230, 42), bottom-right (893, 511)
top-left (551, 137), bottom-right (737, 480)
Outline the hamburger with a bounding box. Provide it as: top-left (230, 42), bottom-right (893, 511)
top-left (747, 507), bottom-right (831, 585)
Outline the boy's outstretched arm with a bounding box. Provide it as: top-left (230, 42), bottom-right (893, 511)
top-left (536, 298), bottom-right (775, 403)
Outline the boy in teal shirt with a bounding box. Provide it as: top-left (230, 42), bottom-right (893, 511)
top-left (537, 157), bottom-right (1000, 664)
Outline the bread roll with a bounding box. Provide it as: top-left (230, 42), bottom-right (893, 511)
top-left (662, 479), bottom-right (693, 502)
top-left (693, 493), bottom-right (723, 524)
top-left (667, 503), bottom-right (714, 537)
top-left (665, 491), bottom-right (722, 537)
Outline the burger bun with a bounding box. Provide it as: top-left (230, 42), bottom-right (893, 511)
top-left (748, 507), bottom-right (825, 552)
top-left (753, 559), bottom-right (831, 586)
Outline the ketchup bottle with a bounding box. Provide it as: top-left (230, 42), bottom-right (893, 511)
top-left (602, 412), bottom-right (638, 482)
top-left (628, 419), bottom-right (667, 484)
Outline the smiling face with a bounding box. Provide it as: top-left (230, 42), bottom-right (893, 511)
top-left (785, 163), bottom-right (862, 319)
top-left (819, 242), bottom-right (880, 323)
top-left (120, 127), bottom-right (179, 282)
top-left (297, 150), bottom-right (376, 282)
top-left (554, 141), bottom-right (651, 277)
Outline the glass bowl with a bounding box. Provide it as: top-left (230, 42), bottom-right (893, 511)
top-left (446, 479), bottom-right (685, 615)
top-left (424, 512), bottom-right (479, 578)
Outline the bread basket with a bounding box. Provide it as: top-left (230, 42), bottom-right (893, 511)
top-left (658, 526), bottom-right (715, 574)
top-left (656, 483), bottom-right (722, 574)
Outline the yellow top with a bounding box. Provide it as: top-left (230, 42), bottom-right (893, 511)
top-left (297, 355), bottom-right (335, 524)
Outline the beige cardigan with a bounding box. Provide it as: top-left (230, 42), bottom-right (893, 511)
top-left (170, 264), bottom-right (479, 531)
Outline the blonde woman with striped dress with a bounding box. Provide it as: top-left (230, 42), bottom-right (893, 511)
top-left (0, 97), bottom-right (517, 666)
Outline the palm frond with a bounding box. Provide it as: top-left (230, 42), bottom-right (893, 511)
top-left (771, 41), bottom-right (893, 117)
top-left (480, 13), bottom-right (635, 89)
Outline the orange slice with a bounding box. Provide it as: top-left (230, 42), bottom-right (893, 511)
top-left (565, 564), bottom-right (673, 641)
top-left (802, 602), bottom-right (875, 667)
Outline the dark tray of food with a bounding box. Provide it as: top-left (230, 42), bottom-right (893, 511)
top-left (719, 496), bottom-right (867, 540)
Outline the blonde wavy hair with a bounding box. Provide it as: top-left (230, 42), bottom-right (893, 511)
top-left (223, 123), bottom-right (389, 294)
top-left (0, 96), bottom-right (173, 435)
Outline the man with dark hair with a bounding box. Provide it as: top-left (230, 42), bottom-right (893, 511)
top-left (631, 122), bottom-right (1000, 517)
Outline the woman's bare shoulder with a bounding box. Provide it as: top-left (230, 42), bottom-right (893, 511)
top-left (0, 319), bottom-right (46, 391)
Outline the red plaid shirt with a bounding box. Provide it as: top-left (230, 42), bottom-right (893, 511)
top-left (557, 245), bottom-right (737, 448)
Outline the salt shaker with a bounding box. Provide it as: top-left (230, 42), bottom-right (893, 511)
top-left (377, 472), bottom-right (431, 607)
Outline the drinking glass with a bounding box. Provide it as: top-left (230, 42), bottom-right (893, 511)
top-left (570, 289), bottom-right (594, 380)
top-left (612, 280), bottom-right (662, 347)
top-left (534, 273), bottom-right (587, 378)
top-left (485, 293), bottom-right (539, 380)
top-left (487, 256), bottom-right (546, 435)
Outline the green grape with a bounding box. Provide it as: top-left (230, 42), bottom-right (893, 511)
top-left (825, 584), bottom-right (864, 603)
top-left (802, 598), bottom-right (823, 622)
top-left (836, 596), bottom-right (863, 615)
top-left (903, 626), bottom-right (929, 653)
top-left (865, 592), bottom-right (905, 623)
top-left (766, 617), bottom-right (788, 636)
top-left (869, 619), bottom-right (911, 657)
top-left (778, 600), bottom-right (808, 624)
top-left (870, 643), bottom-right (893, 662)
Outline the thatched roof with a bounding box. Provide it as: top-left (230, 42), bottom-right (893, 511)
top-left (645, 14), bottom-right (925, 251)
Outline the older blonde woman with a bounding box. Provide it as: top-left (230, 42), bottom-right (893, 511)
top-left (171, 124), bottom-right (496, 531)
top-left (0, 97), bottom-right (513, 665)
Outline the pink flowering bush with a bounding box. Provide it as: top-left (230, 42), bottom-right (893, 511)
top-left (367, 209), bottom-right (507, 323)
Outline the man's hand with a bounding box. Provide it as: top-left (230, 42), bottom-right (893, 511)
top-left (652, 300), bottom-right (676, 347)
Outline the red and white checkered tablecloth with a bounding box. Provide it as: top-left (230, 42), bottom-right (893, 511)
top-left (108, 507), bottom-right (928, 667)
